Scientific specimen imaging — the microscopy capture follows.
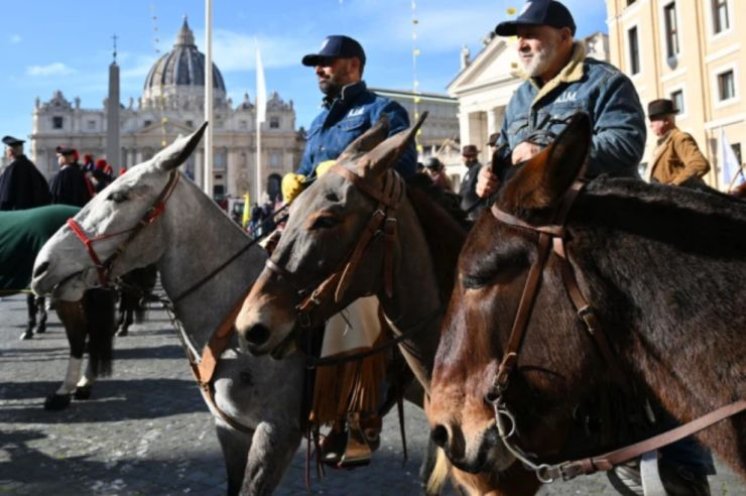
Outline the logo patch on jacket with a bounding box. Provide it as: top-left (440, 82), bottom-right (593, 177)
top-left (347, 107), bottom-right (365, 117)
top-left (555, 91), bottom-right (578, 104)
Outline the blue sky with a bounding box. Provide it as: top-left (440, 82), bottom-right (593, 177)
top-left (1, 0), bottom-right (607, 142)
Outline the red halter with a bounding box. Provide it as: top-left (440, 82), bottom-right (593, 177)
top-left (67, 170), bottom-right (180, 287)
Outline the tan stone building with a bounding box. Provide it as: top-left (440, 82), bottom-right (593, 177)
top-left (369, 87), bottom-right (461, 173)
top-left (607, 0), bottom-right (745, 188)
top-left (30, 19), bottom-right (304, 201)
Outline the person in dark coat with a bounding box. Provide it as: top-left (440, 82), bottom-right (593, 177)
top-left (91, 159), bottom-right (114, 193)
top-left (0, 136), bottom-right (51, 210)
top-left (0, 135), bottom-right (53, 339)
top-left (458, 144), bottom-right (483, 220)
top-left (49, 146), bottom-right (93, 207)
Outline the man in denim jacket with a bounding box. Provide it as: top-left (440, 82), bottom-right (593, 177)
top-left (476, 0), bottom-right (646, 198)
top-left (283, 35), bottom-right (416, 202)
top-left (282, 35), bottom-right (416, 468)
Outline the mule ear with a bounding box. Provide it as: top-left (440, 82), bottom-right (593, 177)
top-left (336, 116), bottom-right (390, 166)
top-left (356, 111), bottom-right (429, 178)
top-left (155, 121), bottom-right (209, 171)
top-left (499, 112), bottom-right (590, 214)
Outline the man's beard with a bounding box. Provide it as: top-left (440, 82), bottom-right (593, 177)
top-left (319, 79), bottom-right (343, 98)
top-left (521, 43), bottom-right (555, 78)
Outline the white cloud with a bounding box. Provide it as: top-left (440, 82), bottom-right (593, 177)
top-left (10, 34), bottom-right (21, 44)
top-left (197, 29), bottom-right (309, 72)
top-left (26, 63), bottom-right (77, 77)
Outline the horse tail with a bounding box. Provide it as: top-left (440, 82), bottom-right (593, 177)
top-left (83, 288), bottom-right (117, 377)
top-left (425, 446), bottom-right (450, 496)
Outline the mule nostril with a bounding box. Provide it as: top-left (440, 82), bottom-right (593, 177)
top-left (33, 261), bottom-right (49, 279)
top-left (245, 324), bottom-right (270, 346)
top-left (431, 424), bottom-right (449, 448)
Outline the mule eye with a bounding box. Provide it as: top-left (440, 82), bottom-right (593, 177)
top-left (107, 191), bottom-right (129, 203)
top-left (311, 215), bottom-right (340, 230)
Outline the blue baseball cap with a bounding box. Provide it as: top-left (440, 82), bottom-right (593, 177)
top-left (495, 0), bottom-right (576, 37)
top-left (302, 35), bottom-right (366, 67)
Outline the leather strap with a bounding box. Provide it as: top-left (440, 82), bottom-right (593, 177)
top-left (186, 285), bottom-right (254, 434)
top-left (267, 165), bottom-right (405, 329)
top-left (558, 400), bottom-right (746, 480)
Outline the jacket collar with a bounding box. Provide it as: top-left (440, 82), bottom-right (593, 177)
top-left (528, 42), bottom-right (586, 106)
top-left (322, 80), bottom-right (367, 109)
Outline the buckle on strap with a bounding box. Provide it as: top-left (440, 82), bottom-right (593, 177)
top-left (577, 306), bottom-right (598, 334)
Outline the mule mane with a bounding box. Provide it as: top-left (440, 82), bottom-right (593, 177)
top-left (573, 177), bottom-right (746, 257)
top-left (405, 175), bottom-right (468, 301)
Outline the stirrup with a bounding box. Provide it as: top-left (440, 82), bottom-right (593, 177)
top-left (337, 412), bottom-right (372, 468)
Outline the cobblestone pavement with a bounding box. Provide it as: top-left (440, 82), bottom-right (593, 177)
top-left (0, 293), bottom-right (743, 495)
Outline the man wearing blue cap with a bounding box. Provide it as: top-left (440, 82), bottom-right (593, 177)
top-left (281, 35), bottom-right (416, 468)
top-left (282, 35), bottom-right (416, 202)
top-left (476, 0), bottom-right (646, 197)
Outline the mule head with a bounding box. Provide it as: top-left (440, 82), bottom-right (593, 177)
top-left (427, 113), bottom-right (591, 474)
top-left (235, 114), bottom-right (427, 357)
top-left (31, 123), bottom-right (207, 300)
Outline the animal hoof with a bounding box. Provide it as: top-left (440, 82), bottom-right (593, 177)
top-left (19, 330), bottom-right (33, 340)
top-left (116, 327), bottom-right (128, 337)
top-left (44, 394), bottom-right (71, 411)
top-left (35, 323), bottom-right (46, 334)
top-left (74, 385), bottom-right (92, 400)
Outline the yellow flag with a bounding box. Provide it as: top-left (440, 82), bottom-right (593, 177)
top-left (242, 192), bottom-right (250, 228)
top-left (507, 7), bottom-right (517, 15)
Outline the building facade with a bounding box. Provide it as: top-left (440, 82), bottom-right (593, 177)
top-left (446, 31), bottom-right (608, 183)
top-left (607, 0), bottom-right (745, 188)
top-left (369, 87), bottom-right (460, 164)
top-left (30, 19), bottom-right (304, 201)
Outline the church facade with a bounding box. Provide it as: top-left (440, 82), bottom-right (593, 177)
top-left (29, 19), bottom-right (304, 201)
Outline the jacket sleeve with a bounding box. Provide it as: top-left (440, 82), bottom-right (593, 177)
top-left (375, 100), bottom-right (416, 179)
top-left (588, 72), bottom-right (646, 178)
top-left (671, 133), bottom-right (711, 185)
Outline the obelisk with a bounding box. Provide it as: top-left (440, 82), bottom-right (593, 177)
top-left (106, 35), bottom-right (121, 173)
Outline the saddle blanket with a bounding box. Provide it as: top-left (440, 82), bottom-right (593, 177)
top-left (0, 205), bottom-right (79, 291)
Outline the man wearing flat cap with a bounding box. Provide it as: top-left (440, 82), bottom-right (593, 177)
top-left (282, 34), bottom-right (415, 203)
top-left (0, 135), bottom-right (51, 210)
top-left (647, 98), bottom-right (710, 186)
top-left (477, 0), bottom-right (646, 198)
top-left (49, 146), bottom-right (93, 207)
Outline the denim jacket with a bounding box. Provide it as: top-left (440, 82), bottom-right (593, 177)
top-left (298, 81), bottom-right (416, 179)
top-left (497, 44), bottom-right (646, 178)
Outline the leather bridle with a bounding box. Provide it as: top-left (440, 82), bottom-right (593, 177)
top-left (265, 164), bottom-right (405, 329)
top-left (483, 178), bottom-right (746, 483)
top-left (67, 168), bottom-right (260, 434)
top-left (67, 170), bottom-right (180, 287)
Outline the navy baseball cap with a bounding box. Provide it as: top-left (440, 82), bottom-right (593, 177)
top-left (495, 0), bottom-right (576, 37)
top-left (302, 35), bottom-right (366, 67)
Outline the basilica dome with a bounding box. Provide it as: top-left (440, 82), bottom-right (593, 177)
top-left (141, 18), bottom-right (226, 108)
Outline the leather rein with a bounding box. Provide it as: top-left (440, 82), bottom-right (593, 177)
top-left (67, 170), bottom-right (180, 287)
top-left (484, 179), bottom-right (746, 483)
top-left (263, 164), bottom-right (442, 366)
top-left (67, 169), bottom-right (256, 434)
top-left (265, 164), bottom-right (404, 329)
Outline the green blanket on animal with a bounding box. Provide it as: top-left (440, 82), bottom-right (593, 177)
top-left (0, 205), bottom-right (80, 292)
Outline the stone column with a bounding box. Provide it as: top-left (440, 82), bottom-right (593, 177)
top-left (194, 149), bottom-right (204, 190)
